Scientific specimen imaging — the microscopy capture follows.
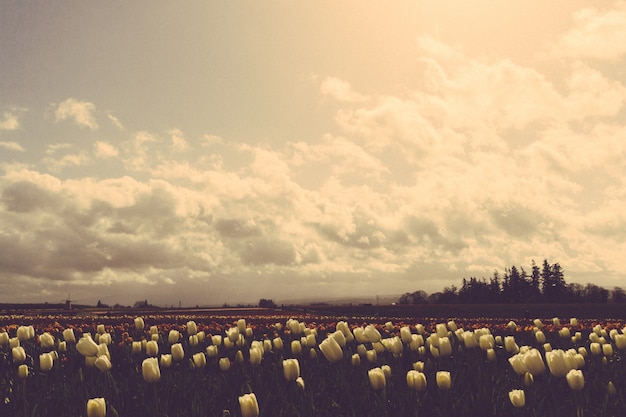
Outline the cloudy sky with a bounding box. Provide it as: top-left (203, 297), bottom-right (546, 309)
top-left (1, 1), bottom-right (626, 306)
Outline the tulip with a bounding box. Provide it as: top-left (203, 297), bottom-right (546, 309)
top-left (227, 327), bottom-right (239, 343)
top-left (273, 337), bottom-right (284, 351)
top-left (145, 340), bottom-right (158, 357)
top-left (17, 326), bottom-right (31, 341)
top-left (533, 319), bottom-right (543, 329)
top-left (187, 320), bottom-right (197, 336)
top-left (95, 355), bottom-right (112, 373)
top-left (559, 328), bottom-right (570, 339)
top-left (39, 353), bottom-right (54, 372)
top-left (283, 358), bottom-right (300, 382)
top-left (508, 354), bottom-right (527, 376)
top-left (58, 341), bottom-right (67, 352)
top-left (438, 337), bottom-right (452, 357)
top-left (366, 349), bottom-right (377, 363)
top-left (291, 340), bottom-right (302, 356)
top-left (192, 352), bottom-right (207, 368)
top-left (368, 367), bottom-right (386, 391)
top-left (546, 349), bottom-right (574, 377)
top-left (134, 317), bottom-right (144, 331)
top-left (142, 357), bottom-right (161, 383)
top-left (507, 321), bottom-right (517, 332)
top-left (296, 376), bottom-right (305, 390)
top-left (131, 341), bottom-right (142, 355)
top-left (351, 353), bottom-right (361, 367)
top-left (566, 369), bottom-right (584, 391)
top-left (18, 364), bottom-right (28, 379)
top-left (615, 334), bottom-right (626, 350)
top-left (486, 348), bottom-right (496, 362)
top-left (206, 345), bottom-right (218, 358)
top-left (407, 370), bottom-right (427, 392)
top-left (607, 381), bottom-right (617, 397)
top-left (462, 332), bottom-right (478, 349)
top-left (337, 321), bottom-right (350, 336)
top-left (87, 398), bottom-right (106, 417)
top-left (150, 325), bottom-right (159, 335)
top-left (249, 346), bottom-right (263, 366)
top-left (263, 339), bottom-right (272, 353)
top-left (363, 325), bottom-right (381, 343)
top-left (239, 393), bottom-right (259, 417)
top-left (603, 343), bottom-right (613, 357)
top-left (410, 334), bottom-right (424, 351)
top-left (504, 336), bottom-right (519, 354)
top-left (160, 354), bottom-right (172, 368)
top-left (211, 335), bottom-right (223, 346)
top-left (168, 330), bottom-right (180, 344)
top-left (524, 372), bottom-right (534, 387)
top-left (590, 342), bottom-right (602, 356)
top-left (523, 349), bottom-right (546, 376)
top-left (509, 390), bottom-right (525, 408)
top-left (77, 336), bottom-right (99, 357)
top-left (0, 332), bottom-right (9, 346)
top-left (436, 371), bottom-right (451, 390)
top-left (63, 328), bottom-right (76, 343)
top-left (189, 335), bottom-right (199, 347)
top-left (479, 334), bottom-right (494, 351)
top-left (399, 326), bottom-right (412, 344)
top-left (353, 327), bottom-right (366, 343)
top-left (39, 332), bottom-right (55, 349)
top-left (171, 343), bottom-right (184, 361)
top-left (552, 317), bottom-right (561, 327)
top-left (332, 331), bottom-right (347, 348)
top-left (219, 357), bottom-right (231, 372)
top-left (535, 330), bottom-right (546, 344)
top-left (319, 336), bottom-right (343, 363)
top-left (413, 361), bottom-right (425, 372)
top-left (9, 337), bottom-right (19, 349)
top-left (12, 346), bottom-right (26, 363)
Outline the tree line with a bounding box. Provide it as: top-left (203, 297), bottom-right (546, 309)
top-left (398, 259), bottom-right (626, 305)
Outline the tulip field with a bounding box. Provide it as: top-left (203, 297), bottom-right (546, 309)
top-left (1, 310), bottom-right (625, 417)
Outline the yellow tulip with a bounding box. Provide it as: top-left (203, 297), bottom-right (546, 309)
top-left (86, 398), bottom-right (106, 417)
top-left (509, 390), bottom-right (525, 408)
top-left (238, 393), bottom-right (259, 417)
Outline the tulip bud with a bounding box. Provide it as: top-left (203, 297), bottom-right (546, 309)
top-left (0, 332), bottom-right (9, 346)
top-left (62, 328), bottom-right (76, 343)
top-left (145, 340), bottom-right (158, 357)
top-left (507, 321), bottom-right (517, 332)
top-left (168, 330), bottom-right (180, 344)
top-left (283, 358), bottom-right (300, 382)
top-left (533, 319), bottom-right (543, 329)
top-left (603, 343), bottom-right (613, 357)
top-left (524, 372), bottom-right (534, 387)
top-left (18, 364), bottom-right (29, 379)
top-left (436, 371), bottom-right (451, 390)
top-left (9, 337), bottom-right (19, 349)
top-left (319, 336), bottom-right (343, 363)
top-left (291, 340), bottom-right (302, 356)
top-left (509, 389), bottom-right (525, 408)
top-left (189, 335), bottom-right (199, 347)
top-left (219, 357), bottom-right (231, 372)
top-left (134, 317), bottom-right (145, 331)
top-left (95, 355), bottom-right (112, 373)
top-left (363, 325), bottom-right (381, 343)
top-left (273, 337), bottom-right (284, 351)
top-left (131, 341), bottom-right (142, 355)
top-left (206, 345), bottom-right (218, 358)
top-left (16, 326), bottom-right (30, 341)
top-left (413, 361), bottom-right (425, 372)
top-left (39, 332), bottom-right (55, 350)
top-left (160, 354), bottom-right (172, 368)
top-left (607, 381), bottom-right (617, 397)
top-left (407, 370), bottom-right (427, 392)
top-left (486, 348), bottom-right (496, 362)
top-left (39, 353), bottom-right (54, 372)
top-left (590, 342), bottom-right (602, 356)
top-left (87, 398), bottom-right (106, 417)
top-left (77, 336), bottom-right (99, 357)
top-left (366, 349), bottom-right (377, 363)
top-left (249, 346), bottom-right (263, 366)
top-left (566, 369), bottom-right (584, 390)
top-left (351, 353), bottom-right (360, 367)
top-left (171, 343), bottom-right (184, 362)
top-left (186, 321), bottom-right (197, 336)
top-left (239, 393), bottom-right (259, 417)
top-left (296, 376), bottom-right (305, 390)
top-left (142, 357), bottom-right (161, 383)
top-left (12, 346), bottom-right (26, 363)
top-left (368, 367), bottom-right (386, 391)
top-left (192, 352), bottom-right (206, 368)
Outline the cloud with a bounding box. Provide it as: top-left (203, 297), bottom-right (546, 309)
top-left (553, 1), bottom-right (626, 60)
top-left (0, 109), bottom-right (21, 130)
top-left (0, 141), bottom-right (25, 152)
top-left (320, 76), bottom-right (369, 102)
top-left (107, 113), bottom-right (124, 130)
top-left (94, 141), bottom-right (119, 159)
top-left (51, 98), bottom-right (99, 130)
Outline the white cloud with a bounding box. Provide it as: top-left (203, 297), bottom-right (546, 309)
top-left (107, 113), bottom-right (124, 130)
top-left (94, 141), bottom-right (119, 159)
top-left (0, 110), bottom-right (21, 130)
top-left (0, 141), bottom-right (25, 152)
top-left (554, 2), bottom-right (626, 60)
top-left (320, 76), bottom-right (369, 102)
top-left (52, 98), bottom-right (99, 130)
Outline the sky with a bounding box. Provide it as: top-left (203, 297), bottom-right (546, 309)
top-left (1, 1), bottom-right (626, 306)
